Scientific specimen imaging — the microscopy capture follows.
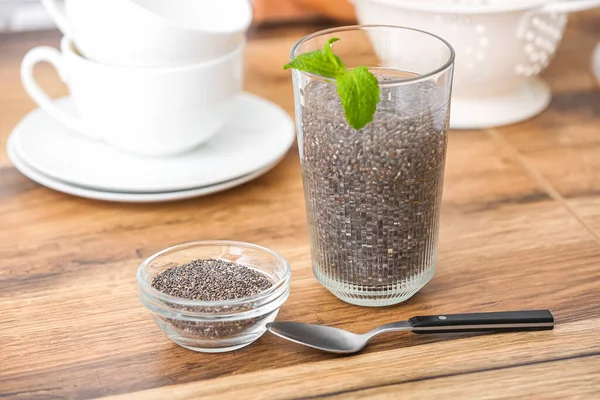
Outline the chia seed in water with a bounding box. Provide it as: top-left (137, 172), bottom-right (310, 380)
top-left (151, 259), bottom-right (273, 338)
top-left (298, 72), bottom-right (449, 304)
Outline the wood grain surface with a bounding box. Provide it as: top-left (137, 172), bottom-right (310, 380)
top-left (1, 12), bottom-right (600, 400)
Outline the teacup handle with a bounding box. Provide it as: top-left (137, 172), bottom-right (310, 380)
top-left (21, 47), bottom-right (93, 139)
top-left (40, 0), bottom-right (71, 36)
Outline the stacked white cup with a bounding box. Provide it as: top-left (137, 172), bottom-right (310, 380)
top-left (22, 0), bottom-right (252, 156)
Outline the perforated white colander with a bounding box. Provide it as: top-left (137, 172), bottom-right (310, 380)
top-left (365, 0), bottom-right (600, 13)
top-left (353, 0), bottom-right (600, 128)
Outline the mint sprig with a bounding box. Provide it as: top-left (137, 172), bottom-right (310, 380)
top-left (284, 38), bottom-right (345, 79)
top-left (284, 38), bottom-right (380, 130)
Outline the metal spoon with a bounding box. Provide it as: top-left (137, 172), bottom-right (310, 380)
top-left (267, 310), bottom-right (554, 354)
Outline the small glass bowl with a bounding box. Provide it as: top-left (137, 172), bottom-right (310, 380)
top-left (137, 241), bottom-right (291, 353)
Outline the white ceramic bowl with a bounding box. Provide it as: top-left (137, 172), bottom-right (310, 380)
top-left (41, 0), bottom-right (252, 68)
top-left (353, 0), bottom-right (600, 128)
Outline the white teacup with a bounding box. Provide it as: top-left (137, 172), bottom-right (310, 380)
top-left (21, 37), bottom-right (244, 157)
top-left (41, 0), bottom-right (252, 68)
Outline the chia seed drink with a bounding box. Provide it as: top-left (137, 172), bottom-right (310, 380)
top-left (290, 27), bottom-right (455, 306)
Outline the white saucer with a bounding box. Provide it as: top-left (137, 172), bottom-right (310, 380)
top-left (11, 93), bottom-right (295, 193)
top-left (450, 77), bottom-right (551, 129)
top-left (7, 138), bottom-right (282, 203)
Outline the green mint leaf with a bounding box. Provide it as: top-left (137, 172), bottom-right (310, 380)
top-left (322, 38), bottom-right (345, 71)
top-left (284, 38), bottom-right (380, 129)
top-left (284, 38), bottom-right (344, 79)
top-left (336, 66), bottom-right (380, 130)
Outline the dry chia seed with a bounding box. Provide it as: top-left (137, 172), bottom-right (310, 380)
top-left (151, 259), bottom-right (273, 339)
top-left (151, 259), bottom-right (272, 301)
top-left (298, 72), bottom-right (449, 301)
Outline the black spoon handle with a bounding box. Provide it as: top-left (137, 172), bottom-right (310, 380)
top-left (409, 310), bottom-right (554, 334)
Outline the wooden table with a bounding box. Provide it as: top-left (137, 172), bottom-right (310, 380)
top-left (1, 13), bottom-right (600, 399)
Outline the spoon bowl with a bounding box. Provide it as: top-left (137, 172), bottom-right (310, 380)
top-left (267, 322), bottom-right (369, 354)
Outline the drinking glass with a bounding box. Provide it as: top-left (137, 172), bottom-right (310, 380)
top-left (290, 26), bottom-right (455, 306)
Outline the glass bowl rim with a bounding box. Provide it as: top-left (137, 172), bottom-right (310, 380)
top-left (289, 24), bottom-right (456, 87)
top-left (137, 240), bottom-right (292, 308)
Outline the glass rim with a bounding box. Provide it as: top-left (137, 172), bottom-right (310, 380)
top-left (136, 240), bottom-right (292, 307)
top-left (289, 24), bottom-right (456, 87)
